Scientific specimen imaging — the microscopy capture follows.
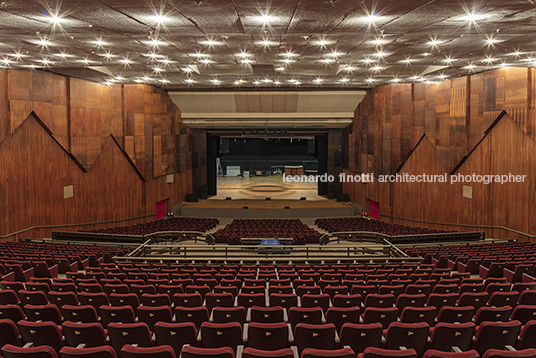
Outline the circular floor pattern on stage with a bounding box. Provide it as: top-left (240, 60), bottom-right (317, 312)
top-left (245, 183), bottom-right (290, 193)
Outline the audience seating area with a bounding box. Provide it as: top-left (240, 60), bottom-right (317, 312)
top-left (82, 217), bottom-right (219, 236)
top-left (213, 219), bottom-right (322, 244)
top-left (0, 242), bottom-right (129, 279)
top-left (406, 242), bottom-right (536, 278)
top-left (0, 242), bottom-right (536, 358)
top-left (316, 217), bottom-right (452, 236)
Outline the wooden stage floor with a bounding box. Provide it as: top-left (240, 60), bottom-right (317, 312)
top-left (212, 175), bottom-right (324, 201)
top-left (181, 176), bottom-right (354, 218)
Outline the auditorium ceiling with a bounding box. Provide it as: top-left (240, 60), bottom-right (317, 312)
top-left (2, 0), bottom-right (536, 90)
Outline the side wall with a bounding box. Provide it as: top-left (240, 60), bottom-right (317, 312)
top-left (0, 69), bottom-right (193, 240)
top-left (344, 67), bottom-right (536, 239)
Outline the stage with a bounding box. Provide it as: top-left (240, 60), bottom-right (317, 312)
top-left (179, 175), bottom-right (354, 218)
top-left (212, 175), bottom-right (323, 201)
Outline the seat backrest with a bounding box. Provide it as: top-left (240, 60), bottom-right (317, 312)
top-left (58, 345), bottom-right (118, 358)
top-left (475, 320), bottom-right (522, 355)
top-left (361, 347), bottom-right (417, 358)
top-left (107, 322), bottom-right (152, 354)
top-left (200, 322), bottom-right (243, 352)
top-left (62, 321), bottom-right (107, 348)
top-left (294, 323), bottom-right (336, 354)
top-left (120, 345), bottom-right (176, 358)
top-left (288, 306), bottom-right (324, 329)
top-left (17, 320), bottom-right (63, 352)
top-left (2, 344), bottom-right (58, 358)
top-left (153, 322), bottom-right (197, 358)
top-left (247, 322), bottom-right (290, 351)
top-left (180, 346), bottom-right (235, 358)
top-left (385, 322), bottom-right (429, 357)
top-left (0, 319), bottom-right (20, 348)
top-left (340, 322), bottom-right (383, 354)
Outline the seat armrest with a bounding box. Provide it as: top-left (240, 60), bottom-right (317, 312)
top-left (236, 345), bottom-right (244, 358)
top-left (452, 347), bottom-right (462, 353)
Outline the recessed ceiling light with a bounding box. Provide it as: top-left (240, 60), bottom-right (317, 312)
top-left (260, 39), bottom-right (276, 46)
top-left (438, 74), bottom-right (448, 79)
top-left (201, 39), bottom-right (220, 46)
top-left (374, 51), bottom-right (385, 58)
top-left (511, 51), bottom-right (523, 57)
top-left (340, 78), bottom-right (350, 82)
top-left (93, 40), bottom-right (107, 46)
top-left (422, 52), bottom-right (431, 56)
top-left (456, 13), bottom-right (489, 22)
top-left (200, 58), bottom-right (211, 64)
top-left (11, 52), bottom-right (23, 59)
top-left (274, 80), bottom-right (281, 85)
top-left (241, 59), bottom-right (253, 64)
top-left (115, 76), bottom-right (124, 81)
top-left (362, 14), bottom-right (379, 23)
top-left (182, 67), bottom-right (194, 72)
top-left (254, 13), bottom-right (278, 23)
top-left (362, 58), bottom-right (375, 64)
top-left (370, 38), bottom-right (387, 45)
top-left (233, 80), bottom-right (242, 85)
top-left (80, 59), bottom-right (90, 65)
top-left (444, 57), bottom-right (456, 64)
top-left (120, 58), bottom-right (132, 64)
top-left (316, 39), bottom-right (330, 46)
top-left (185, 78), bottom-right (195, 83)
top-left (153, 67), bottom-right (163, 72)
top-left (56, 52), bottom-right (68, 59)
top-left (464, 64), bottom-right (476, 70)
top-left (401, 58), bottom-right (415, 64)
top-left (101, 53), bottom-right (113, 59)
top-left (366, 78), bottom-right (376, 82)
top-left (345, 66), bottom-right (356, 71)
top-left (371, 66), bottom-right (383, 71)
top-left (313, 78), bottom-right (324, 83)
top-left (392, 78), bottom-right (400, 83)
top-left (148, 39), bottom-right (166, 46)
top-left (159, 79), bottom-right (170, 84)
top-left (161, 58), bottom-right (171, 65)
top-left (282, 51), bottom-right (298, 57)
top-left (410, 75), bottom-right (421, 81)
top-left (427, 39), bottom-right (443, 46)
top-left (262, 78), bottom-right (273, 83)
top-left (253, 81), bottom-right (261, 85)
top-left (1, 58), bottom-right (10, 65)
top-left (327, 51), bottom-right (344, 57)
top-left (321, 58), bottom-right (335, 63)
top-left (283, 58), bottom-right (294, 64)
top-left (46, 14), bottom-right (66, 25)
top-left (486, 37), bottom-right (499, 45)
top-left (275, 66), bottom-right (285, 71)
top-left (40, 58), bottom-right (51, 65)
top-left (210, 79), bottom-right (221, 84)
top-left (142, 76), bottom-right (151, 81)
top-left (482, 57), bottom-right (497, 64)
top-left (149, 14), bottom-right (169, 24)
top-left (237, 52), bottom-right (251, 58)
top-left (37, 39), bottom-right (52, 46)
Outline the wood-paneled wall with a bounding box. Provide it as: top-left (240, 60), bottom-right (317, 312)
top-left (0, 69), bottom-right (193, 240)
top-left (344, 67), bottom-right (536, 239)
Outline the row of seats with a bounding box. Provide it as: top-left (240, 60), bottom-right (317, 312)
top-left (2, 317), bottom-right (536, 358)
top-left (315, 217), bottom-right (451, 235)
top-left (213, 219), bottom-right (322, 244)
top-left (82, 217), bottom-right (219, 235)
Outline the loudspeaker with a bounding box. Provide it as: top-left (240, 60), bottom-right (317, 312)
top-left (327, 185), bottom-right (335, 199)
top-left (308, 139), bottom-right (315, 154)
top-left (337, 193), bottom-right (349, 202)
top-left (186, 193), bottom-right (198, 202)
top-left (300, 197), bottom-right (306, 200)
top-left (284, 206), bottom-right (290, 209)
top-left (265, 197), bottom-right (271, 200)
top-left (220, 138), bottom-right (229, 154)
top-left (200, 185), bottom-right (208, 199)
top-left (243, 206), bottom-right (249, 209)
top-left (192, 151), bottom-right (198, 168)
top-left (226, 197), bottom-right (232, 200)
top-left (334, 150), bottom-right (341, 167)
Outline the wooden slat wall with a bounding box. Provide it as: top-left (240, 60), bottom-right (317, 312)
top-left (0, 69), bottom-right (193, 239)
top-left (346, 67), bottom-right (536, 240)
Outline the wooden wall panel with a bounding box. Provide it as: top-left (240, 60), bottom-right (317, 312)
top-left (0, 69), bottom-right (193, 239)
top-left (345, 67), bottom-right (536, 240)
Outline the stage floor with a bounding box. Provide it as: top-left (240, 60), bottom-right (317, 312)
top-left (213, 175), bottom-right (324, 201)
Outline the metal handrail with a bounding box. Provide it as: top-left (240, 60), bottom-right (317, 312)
top-left (51, 230), bottom-right (216, 245)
